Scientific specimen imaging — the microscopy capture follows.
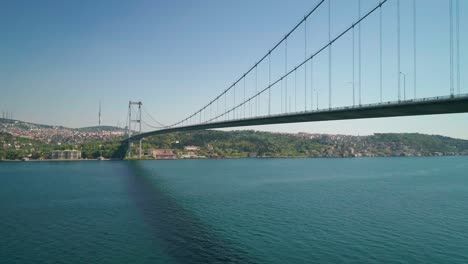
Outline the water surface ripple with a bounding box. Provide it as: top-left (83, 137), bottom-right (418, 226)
top-left (1, 157), bottom-right (468, 263)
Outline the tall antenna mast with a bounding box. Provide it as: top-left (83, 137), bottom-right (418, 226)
top-left (98, 101), bottom-right (102, 127)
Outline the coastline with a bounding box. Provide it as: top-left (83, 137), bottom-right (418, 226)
top-left (1, 154), bottom-right (466, 162)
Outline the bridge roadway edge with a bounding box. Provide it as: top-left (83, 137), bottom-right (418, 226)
top-left (127, 94), bottom-right (468, 141)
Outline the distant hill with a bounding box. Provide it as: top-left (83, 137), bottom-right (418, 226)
top-left (0, 118), bottom-right (124, 132)
top-left (0, 118), bottom-right (57, 129)
top-left (0, 118), bottom-right (126, 146)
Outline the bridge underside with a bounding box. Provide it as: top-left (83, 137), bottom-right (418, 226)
top-left (129, 95), bottom-right (468, 140)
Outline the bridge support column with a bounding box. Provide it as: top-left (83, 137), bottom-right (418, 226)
top-left (139, 139), bottom-right (142, 158)
top-left (127, 140), bottom-right (131, 158)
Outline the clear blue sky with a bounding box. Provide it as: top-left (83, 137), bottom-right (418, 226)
top-left (1, 0), bottom-right (467, 138)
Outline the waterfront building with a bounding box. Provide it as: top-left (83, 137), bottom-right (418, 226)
top-left (181, 151), bottom-right (199, 159)
top-left (49, 150), bottom-right (81, 160)
top-left (149, 148), bottom-right (177, 159)
top-left (248, 152), bottom-right (257, 158)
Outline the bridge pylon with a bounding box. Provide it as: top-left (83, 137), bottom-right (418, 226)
top-left (127, 101), bottom-right (142, 158)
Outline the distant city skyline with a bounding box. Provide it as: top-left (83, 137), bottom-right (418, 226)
top-left (1, 0), bottom-right (467, 139)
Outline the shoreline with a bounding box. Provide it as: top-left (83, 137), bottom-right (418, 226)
top-left (1, 154), bottom-right (467, 162)
top-left (0, 159), bottom-right (118, 162)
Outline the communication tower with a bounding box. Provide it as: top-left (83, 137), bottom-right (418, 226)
top-left (98, 101), bottom-right (101, 127)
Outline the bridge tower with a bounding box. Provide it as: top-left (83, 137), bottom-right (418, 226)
top-left (127, 101), bottom-right (143, 158)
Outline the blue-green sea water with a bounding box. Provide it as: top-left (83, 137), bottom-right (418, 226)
top-left (1, 157), bottom-right (468, 263)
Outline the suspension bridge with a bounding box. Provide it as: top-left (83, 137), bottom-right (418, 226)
top-left (125, 0), bottom-right (467, 156)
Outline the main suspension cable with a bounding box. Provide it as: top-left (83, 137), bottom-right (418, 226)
top-left (202, 0), bottom-right (389, 124)
top-left (142, 105), bottom-right (167, 128)
top-left (167, 0), bottom-right (327, 127)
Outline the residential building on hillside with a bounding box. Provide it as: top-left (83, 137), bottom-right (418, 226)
top-left (184, 145), bottom-right (200, 151)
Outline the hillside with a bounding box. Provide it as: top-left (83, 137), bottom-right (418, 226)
top-left (139, 131), bottom-right (468, 158)
top-left (0, 118), bottom-right (126, 144)
top-left (1, 117), bottom-right (468, 160)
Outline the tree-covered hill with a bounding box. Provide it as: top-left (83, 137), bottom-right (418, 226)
top-left (2, 129), bottom-right (468, 160)
top-left (143, 130), bottom-right (323, 157)
top-left (139, 130), bottom-right (468, 158)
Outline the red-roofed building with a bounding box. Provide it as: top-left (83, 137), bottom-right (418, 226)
top-left (149, 148), bottom-right (177, 159)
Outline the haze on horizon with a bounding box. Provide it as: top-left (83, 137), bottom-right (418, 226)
top-left (1, 0), bottom-right (467, 139)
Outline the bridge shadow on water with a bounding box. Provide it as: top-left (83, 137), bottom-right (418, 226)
top-left (123, 161), bottom-right (257, 264)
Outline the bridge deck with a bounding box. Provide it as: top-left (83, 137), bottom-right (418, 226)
top-left (129, 94), bottom-right (468, 140)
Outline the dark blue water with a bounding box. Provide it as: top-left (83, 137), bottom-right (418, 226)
top-left (1, 157), bottom-right (468, 263)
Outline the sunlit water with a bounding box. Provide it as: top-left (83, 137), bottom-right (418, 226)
top-left (1, 157), bottom-right (468, 263)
